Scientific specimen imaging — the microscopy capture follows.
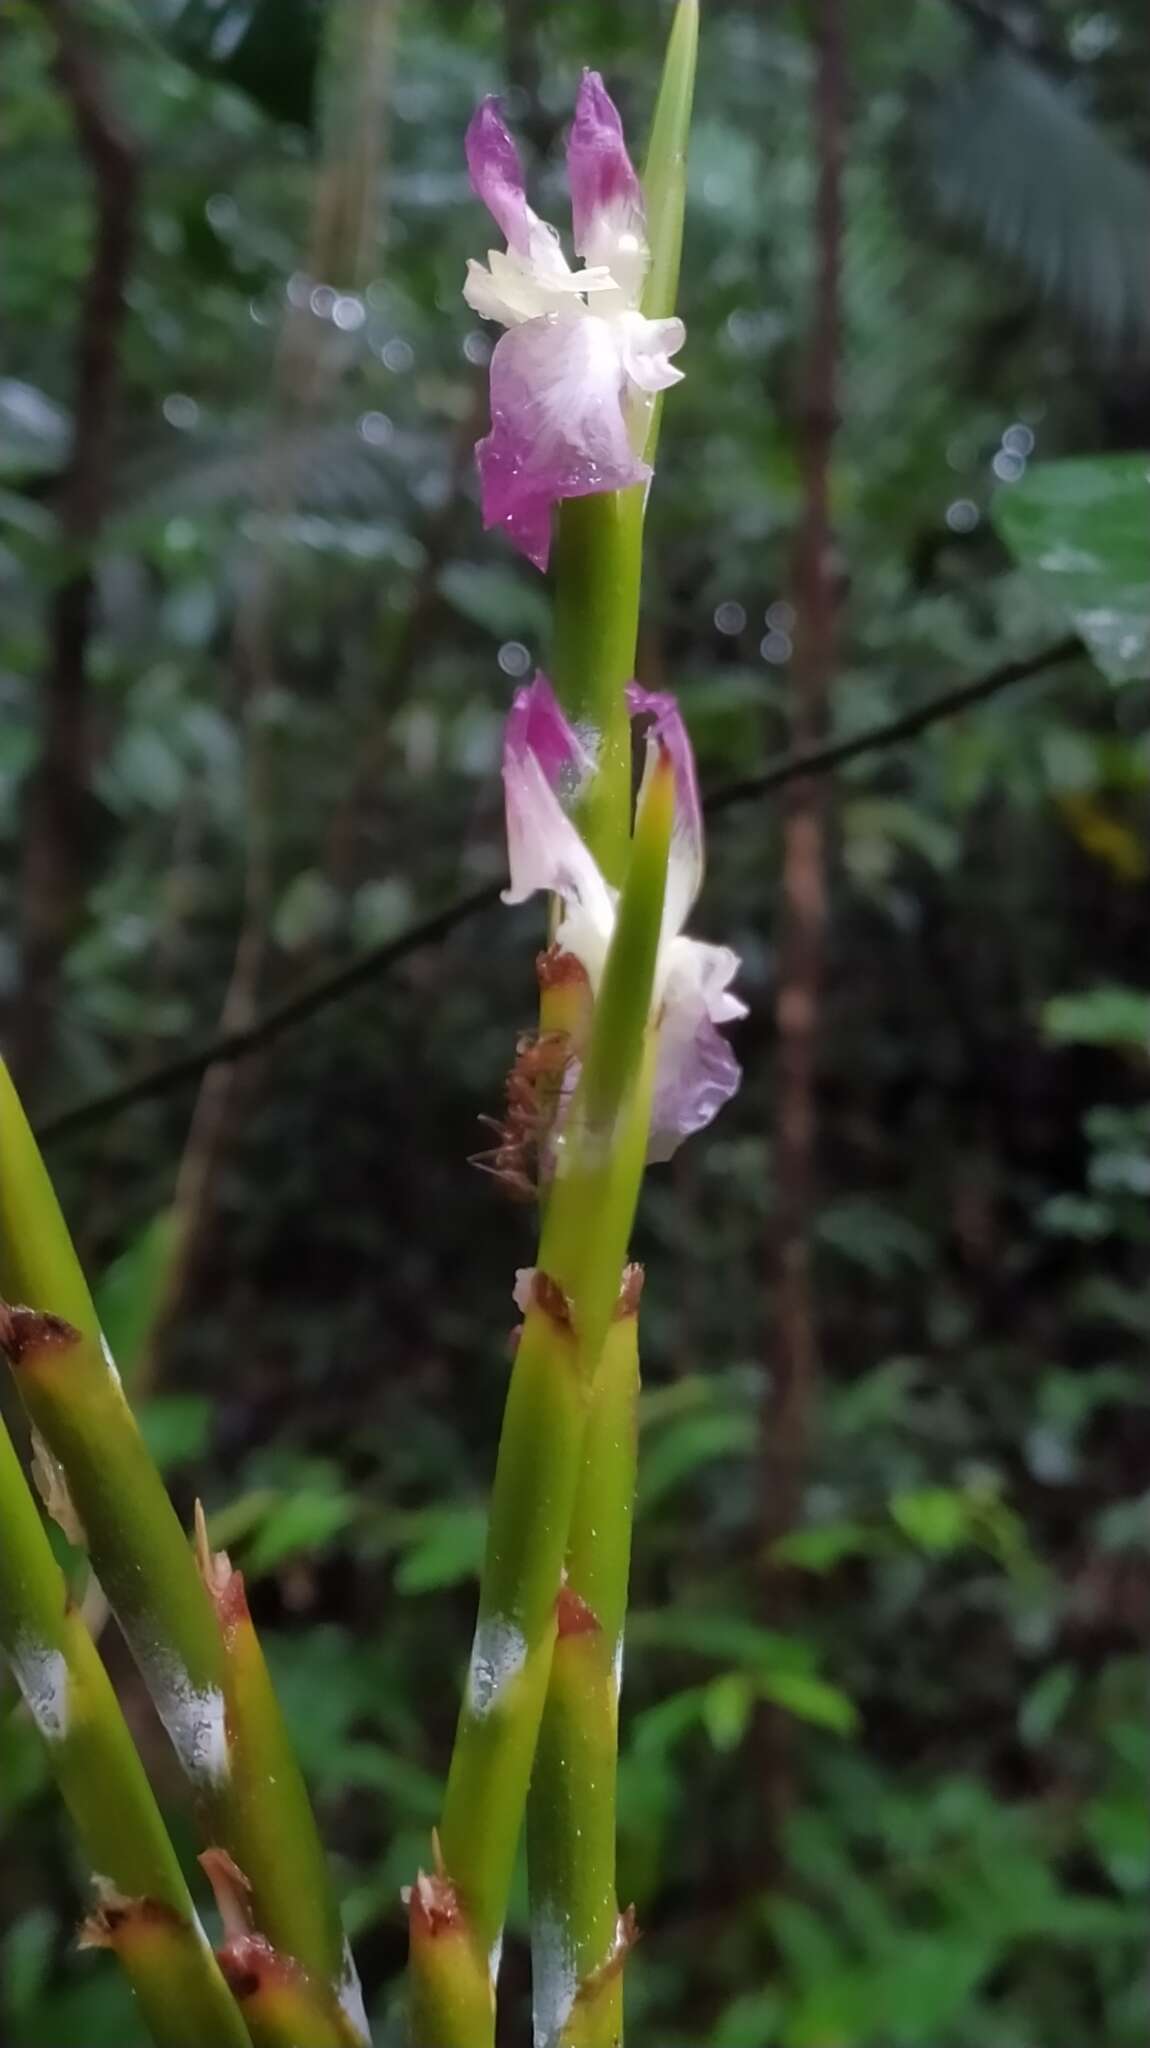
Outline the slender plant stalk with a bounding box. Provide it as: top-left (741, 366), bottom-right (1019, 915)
top-left (0, 1398), bottom-right (251, 2048)
top-left (0, 1060), bottom-right (359, 2039)
top-left (552, 490), bottom-right (645, 889)
top-left (549, 0), bottom-right (697, 897)
top-left (410, 13), bottom-right (699, 2038)
top-left (221, 1955), bottom-right (356, 2048)
top-left (409, 756), bottom-right (675, 2042)
top-left (526, 11), bottom-right (700, 2043)
top-left (526, 1297), bottom-right (640, 2048)
top-left (81, 1895), bottom-right (250, 2048)
top-left (204, 1847), bottom-right (361, 2048)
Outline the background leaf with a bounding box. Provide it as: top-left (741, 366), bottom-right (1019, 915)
top-left (993, 454), bottom-right (1150, 683)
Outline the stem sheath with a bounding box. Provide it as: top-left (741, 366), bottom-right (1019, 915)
top-left (527, 1297), bottom-right (641, 2048)
top-left (410, 771), bottom-right (671, 2045)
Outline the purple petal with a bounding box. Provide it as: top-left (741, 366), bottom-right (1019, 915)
top-left (648, 998), bottom-right (743, 1163)
top-left (567, 70), bottom-right (644, 258)
top-left (504, 673), bottom-right (596, 801)
top-left (627, 685), bottom-right (704, 933)
top-left (477, 317), bottom-right (649, 571)
top-left (647, 929), bottom-right (746, 1160)
top-left (466, 98), bottom-right (531, 253)
top-left (502, 680), bottom-right (614, 941)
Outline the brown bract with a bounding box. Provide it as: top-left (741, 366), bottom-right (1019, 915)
top-left (471, 1029), bottom-right (575, 1201)
top-left (536, 943), bottom-right (591, 994)
top-left (217, 1932), bottom-right (306, 2003)
top-left (200, 1846), bottom-right (254, 1943)
top-left (574, 1904), bottom-right (640, 2003)
top-left (556, 1584), bottom-right (601, 1637)
top-left (405, 1867), bottom-right (464, 1942)
top-left (194, 1500), bottom-right (251, 1636)
top-left (530, 1267), bottom-right (575, 1334)
top-left (0, 1302), bottom-right (81, 1367)
top-left (614, 1262), bottom-right (645, 1319)
top-left (78, 1884), bottom-right (183, 1951)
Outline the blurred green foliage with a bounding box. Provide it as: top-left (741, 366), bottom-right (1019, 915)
top-left (1, 0), bottom-right (1149, 2043)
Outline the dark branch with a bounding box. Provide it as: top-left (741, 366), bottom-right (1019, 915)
top-left (35, 635), bottom-right (1081, 1147)
top-left (37, 884), bottom-right (503, 1143)
top-left (705, 632), bottom-right (1080, 820)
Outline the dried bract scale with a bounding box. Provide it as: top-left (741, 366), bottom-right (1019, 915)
top-left (0, 1303), bottom-right (81, 1368)
top-left (404, 1867), bottom-right (464, 1942)
top-left (471, 1029), bottom-right (575, 1201)
top-left (199, 1847), bottom-right (254, 1944)
top-left (193, 1500), bottom-right (232, 1601)
top-left (217, 1931), bottom-right (314, 2005)
top-left (614, 1261), bottom-right (645, 1319)
top-left (78, 1884), bottom-right (185, 1951)
top-left (513, 1266), bottom-right (575, 1334)
top-left (574, 1904), bottom-right (640, 2005)
top-left (537, 943), bottom-right (592, 996)
top-left (533, 1268), bottom-right (575, 1333)
top-left (193, 1499), bottom-right (250, 1639)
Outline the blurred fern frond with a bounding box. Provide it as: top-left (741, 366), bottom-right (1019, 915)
top-left (919, 39), bottom-right (1150, 357)
top-left (108, 420), bottom-right (432, 534)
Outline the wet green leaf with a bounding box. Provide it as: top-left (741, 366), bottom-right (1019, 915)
top-left (993, 455), bottom-right (1150, 683)
top-left (758, 1669), bottom-right (859, 1737)
top-left (1043, 985), bottom-right (1150, 1049)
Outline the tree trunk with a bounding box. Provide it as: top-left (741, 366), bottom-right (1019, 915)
top-left (759, 0), bottom-right (845, 1858)
top-left (14, 0), bottom-right (138, 1098)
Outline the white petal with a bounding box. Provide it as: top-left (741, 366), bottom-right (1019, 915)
top-left (583, 216), bottom-right (649, 305)
top-left (465, 247), bottom-right (587, 328)
top-left (664, 934), bottom-right (748, 1022)
top-left (502, 748), bottom-right (617, 985)
top-left (647, 938), bottom-right (746, 1160)
top-left (616, 311), bottom-right (686, 395)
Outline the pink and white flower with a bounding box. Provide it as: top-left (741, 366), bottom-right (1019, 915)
top-left (503, 676), bottom-right (744, 1159)
top-left (464, 72), bottom-right (686, 571)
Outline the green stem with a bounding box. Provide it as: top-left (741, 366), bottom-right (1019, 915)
top-left (530, 14), bottom-right (700, 2041)
top-left (527, 1297), bottom-right (641, 2048)
top-left (552, 489), bottom-right (645, 888)
top-left (198, 1519), bottom-right (367, 2043)
top-left (0, 1063), bottom-right (353, 2030)
top-left (0, 1306), bottom-right (348, 1992)
top-left (0, 1056), bottom-right (103, 1344)
top-left (0, 1404), bottom-right (251, 2048)
top-left (218, 1942), bottom-right (357, 2048)
top-left (410, 766), bottom-right (672, 2047)
top-left (85, 1898), bottom-right (252, 2048)
top-left (411, 11), bottom-right (701, 2036)
top-left (427, 1041), bottom-right (656, 2002)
